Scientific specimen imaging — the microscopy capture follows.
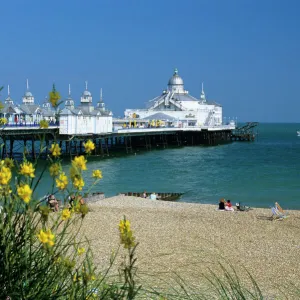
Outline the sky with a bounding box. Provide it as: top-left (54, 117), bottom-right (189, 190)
top-left (0, 0), bottom-right (299, 122)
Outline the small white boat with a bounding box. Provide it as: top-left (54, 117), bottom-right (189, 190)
top-left (297, 131), bottom-right (300, 136)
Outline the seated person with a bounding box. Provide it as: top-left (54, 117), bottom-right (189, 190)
top-left (218, 198), bottom-right (225, 210)
top-left (225, 199), bottom-right (234, 211)
top-left (48, 194), bottom-right (59, 212)
top-left (150, 192), bottom-right (157, 200)
top-left (79, 196), bottom-right (85, 205)
top-left (69, 195), bottom-right (75, 209)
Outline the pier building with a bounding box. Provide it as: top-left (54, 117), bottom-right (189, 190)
top-left (59, 83), bottom-right (113, 135)
top-left (0, 81), bottom-right (44, 125)
top-left (124, 69), bottom-right (222, 128)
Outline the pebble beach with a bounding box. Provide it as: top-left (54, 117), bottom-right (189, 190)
top-left (81, 196), bottom-right (300, 298)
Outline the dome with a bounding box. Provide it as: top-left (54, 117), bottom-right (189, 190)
top-left (168, 68), bottom-right (184, 86)
top-left (65, 98), bottom-right (74, 106)
top-left (83, 90), bottom-right (91, 96)
top-left (25, 91), bottom-right (33, 97)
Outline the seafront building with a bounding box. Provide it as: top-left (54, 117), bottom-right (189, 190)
top-left (0, 81), bottom-right (113, 134)
top-left (59, 83), bottom-right (113, 135)
top-left (124, 69), bottom-right (223, 128)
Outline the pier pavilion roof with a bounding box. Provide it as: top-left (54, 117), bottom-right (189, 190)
top-left (1, 103), bottom-right (23, 114)
top-left (142, 112), bottom-right (178, 121)
top-left (19, 104), bottom-right (42, 115)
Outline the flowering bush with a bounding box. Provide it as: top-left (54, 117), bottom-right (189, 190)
top-left (0, 86), bottom-right (140, 299)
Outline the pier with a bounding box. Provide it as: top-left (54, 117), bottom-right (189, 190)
top-left (0, 124), bottom-right (234, 159)
top-left (231, 122), bottom-right (259, 141)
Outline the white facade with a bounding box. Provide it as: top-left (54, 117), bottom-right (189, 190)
top-left (59, 83), bottom-right (112, 135)
top-left (124, 69), bottom-right (223, 127)
top-left (59, 113), bottom-right (112, 135)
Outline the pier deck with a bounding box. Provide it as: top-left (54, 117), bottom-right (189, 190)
top-left (0, 124), bottom-right (236, 159)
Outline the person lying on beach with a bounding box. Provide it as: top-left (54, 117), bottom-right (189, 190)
top-left (236, 202), bottom-right (251, 211)
top-left (225, 200), bottom-right (234, 211)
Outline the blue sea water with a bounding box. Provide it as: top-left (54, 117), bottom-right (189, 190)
top-left (36, 123), bottom-right (300, 209)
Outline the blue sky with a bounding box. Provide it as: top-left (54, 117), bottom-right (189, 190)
top-left (0, 0), bottom-right (299, 122)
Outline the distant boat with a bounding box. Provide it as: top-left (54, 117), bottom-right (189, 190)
top-left (297, 131), bottom-right (300, 136)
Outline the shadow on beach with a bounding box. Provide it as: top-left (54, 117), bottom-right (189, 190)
top-left (256, 215), bottom-right (273, 221)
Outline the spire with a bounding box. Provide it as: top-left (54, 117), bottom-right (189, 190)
top-left (174, 68), bottom-right (178, 75)
top-left (68, 84), bottom-right (71, 96)
top-left (26, 79), bottom-right (29, 91)
top-left (8, 84), bottom-right (10, 96)
top-left (85, 81), bottom-right (88, 90)
top-left (200, 82), bottom-right (206, 101)
top-left (100, 88), bottom-right (103, 101)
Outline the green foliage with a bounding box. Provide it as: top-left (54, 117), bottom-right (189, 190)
top-left (0, 128), bottom-right (141, 299)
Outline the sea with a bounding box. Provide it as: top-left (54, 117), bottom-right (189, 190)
top-left (34, 123), bottom-right (300, 210)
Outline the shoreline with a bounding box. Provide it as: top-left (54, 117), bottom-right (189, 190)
top-left (82, 195), bottom-right (300, 298)
top-left (87, 193), bottom-right (300, 212)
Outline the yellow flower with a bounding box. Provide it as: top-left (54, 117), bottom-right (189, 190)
top-left (17, 184), bottom-right (32, 203)
top-left (37, 229), bottom-right (48, 244)
top-left (46, 229), bottom-right (55, 246)
top-left (0, 166), bottom-right (12, 185)
top-left (61, 208), bottom-right (71, 221)
top-left (19, 161), bottom-right (35, 178)
top-left (49, 162), bottom-right (61, 177)
top-left (3, 158), bottom-right (14, 169)
top-left (72, 156), bottom-right (87, 171)
top-left (73, 176), bottom-right (84, 190)
top-left (49, 84), bottom-right (61, 107)
top-left (39, 119), bottom-right (49, 129)
top-left (50, 143), bottom-right (61, 157)
top-left (92, 170), bottom-right (102, 179)
top-left (119, 218), bottom-right (135, 249)
top-left (55, 172), bottom-right (68, 190)
top-left (84, 140), bottom-right (95, 154)
top-left (37, 228), bottom-right (55, 247)
top-left (77, 247), bottom-right (85, 255)
top-left (0, 117), bottom-right (8, 125)
top-left (119, 219), bottom-right (131, 234)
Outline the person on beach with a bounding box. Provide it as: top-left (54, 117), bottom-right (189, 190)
top-left (142, 191), bottom-right (147, 198)
top-left (48, 194), bottom-right (59, 212)
top-left (219, 198), bottom-right (225, 210)
top-left (69, 195), bottom-right (75, 209)
top-left (225, 199), bottom-right (234, 211)
top-left (150, 192), bottom-right (157, 200)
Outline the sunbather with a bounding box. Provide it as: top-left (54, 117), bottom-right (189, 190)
top-left (275, 202), bottom-right (288, 215)
top-left (271, 206), bottom-right (288, 220)
top-left (236, 202), bottom-right (251, 211)
top-left (48, 194), bottom-right (59, 212)
top-left (225, 200), bottom-right (234, 211)
top-left (218, 198), bottom-right (225, 210)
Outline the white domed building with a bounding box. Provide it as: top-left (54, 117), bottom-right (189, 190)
top-left (124, 69), bottom-right (223, 127)
top-left (59, 82), bottom-right (112, 135)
